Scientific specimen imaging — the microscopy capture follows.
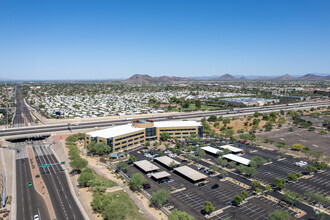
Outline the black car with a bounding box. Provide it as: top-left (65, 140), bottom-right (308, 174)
top-left (127, 161), bottom-right (133, 165)
top-left (181, 160), bottom-right (188, 163)
top-left (143, 183), bottom-right (151, 189)
top-left (21, 159), bottom-right (25, 163)
top-left (198, 182), bottom-right (205, 187)
top-left (211, 184), bottom-right (219, 189)
top-left (158, 179), bottom-right (165, 184)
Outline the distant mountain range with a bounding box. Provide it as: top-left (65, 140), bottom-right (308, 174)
top-left (123, 73), bottom-right (330, 83)
top-left (124, 74), bottom-right (190, 83)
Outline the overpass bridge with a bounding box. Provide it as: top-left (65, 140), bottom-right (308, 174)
top-left (0, 100), bottom-right (329, 140)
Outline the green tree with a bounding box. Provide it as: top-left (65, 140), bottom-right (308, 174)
top-left (207, 115), bottom-right (218, 122)
top-left (240, 190), bottom-right (248, 199)
top-left (151, 189), bottom-right (171, 206)
top-left (129, 173), bottom-right (147, 191)
top-left (251, 180), bottom-right (261, 188)
top-left (169, 161), bottom-right (178, 170)
top-left (265, 184), bottom-right (273, 193)
top-left (292, 144), bottom-right (305, 151)
top-left (209, 165), bottom-right (219, 172)
top-left (160, 132), bottom-right (171, 141)
top-left (268, 210), bottom-right (290, 220)
top-left (102, 200), bottom-right (127, 220)
top-left (78, 170), bottom-right (95, 187)
top-left (287, 173), bottom-right (298, 182)
top-left (117, 161), bottom-right (128, 172)
top-left (283, 190), bottom-right (302, 206)
top-left (232, 195), bottom-right (243, 206)
top-left (250, 156), bottom-right (266, 166)
top-left (70, 157), bottom-right (88, 172)
top-left (202, 201), bottom-right (215, 214)
top-left (129, 155), bottom-right (136, 162)
top-left (306, 165), bottom-right (316, 173)
top-left (195, 99), bottom-right (202, 109)
top-left (197, 148), bottom-right (206, 157)
top-left (223, 118), bottom-right (231, 126)
top-left (219, 170), bottom-right (228, 178)
top-left (145, 141), bottom-right (150, 147)
top-left (168, 209), bottom-right (195, 220)
top-left (274, 178), bottom-right (286, 190)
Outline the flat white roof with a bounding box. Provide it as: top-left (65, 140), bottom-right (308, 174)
top-left (223, 154), bottom-right (250, 166)
top-left (202, 146), bottom-right (221, 155)
top-left (174, 166), bottom-right (207, 181)
top-left (154, 121), bottom-right (202, 128)
top-left (220, 145), bottom-right (243, 153)
top-left (134, 160), bottom-right (160, 172)
top-left (151, 171), bottom-right (171, 179)
top-left (154, 156), bottom-right (180, 167)
top-left (86, 124), bottom-right (145, 139)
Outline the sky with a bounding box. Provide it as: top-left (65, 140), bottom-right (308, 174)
top-left (0, 0), bottom-right (330, 80)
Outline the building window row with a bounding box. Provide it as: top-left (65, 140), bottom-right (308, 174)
top-left (160, 128), bottom-right (196, 132)
top-left (115, 132), bottom-right (144, 142)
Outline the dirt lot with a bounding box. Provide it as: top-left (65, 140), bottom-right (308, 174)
top-left (257, 126), bottom-right (330, 157)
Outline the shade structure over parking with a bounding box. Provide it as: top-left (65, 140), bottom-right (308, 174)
top-left (154, 156), bottom-right (180, 168)
top-left (202, 146), bottom-right (221, 155)
top-left (220, 145), bottom-right (243, 153)
top-left (223, 154), bottom-right (250, 165)
top-left (174, 166), bottom-right (207, 182)
top-left (151, 171), bottom-right (171, 179)
top-left (134, 160), bottom-right (160, 172)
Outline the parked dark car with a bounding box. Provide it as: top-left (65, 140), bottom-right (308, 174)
top-left (127, 161), bottom-right (133, 165)
top-left (181, 160), bottom-right (188, 163)
top-left (211, 184), bottom-right (219, 189)
top-left (198, 182), bottom-right (205, 187)
top-left (158, 179), bottom-right (165, 184)
top-left (143, 183), bottom-right (151, 189)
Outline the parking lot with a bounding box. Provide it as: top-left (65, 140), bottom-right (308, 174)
top-left (210, 197), bottom-right (297, 220)
top-left (123, 140), bottom-right (330, 219)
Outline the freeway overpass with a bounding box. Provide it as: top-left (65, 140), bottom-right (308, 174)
top-left (1, 100), bottom-right (329, 139)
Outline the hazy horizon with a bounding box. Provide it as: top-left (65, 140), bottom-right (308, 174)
top-left (1, 0), bottom-right (330, 80)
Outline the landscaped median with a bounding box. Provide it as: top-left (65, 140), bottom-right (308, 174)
top-left (26, 147), bottom-right (56, 219)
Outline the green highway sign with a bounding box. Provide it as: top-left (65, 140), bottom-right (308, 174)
top-left (42, 164), bottom-right (50, 168)
top-left (60, 161), bottom-right (65, 165)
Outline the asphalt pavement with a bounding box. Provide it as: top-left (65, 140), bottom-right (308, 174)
top-left (33, 146), bottom-right (84, 220)
top-left (16, 158), bottom-right (50, 220)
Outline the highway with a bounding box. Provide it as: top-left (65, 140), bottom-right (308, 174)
top-left (12, 86), bottom-right (34, 128)
top-left (2, 100), bottom-right (330, 138)
top-left (16, 152), bottom-right (50, 220)
top-left (32, 143), bottom-right (84, 220)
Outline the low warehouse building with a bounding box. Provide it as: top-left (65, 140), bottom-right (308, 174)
top-left (174, 166), bottom-right (207, 182)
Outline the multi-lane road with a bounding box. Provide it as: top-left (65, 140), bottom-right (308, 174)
top-left (16, 149), bottom-right (50, 220)
top-left (12, 86), bottom-right (34, 128)
top-left (2, 100), bottom-right (329, 138)
top-left (32, 142), bottom-right (84, 220)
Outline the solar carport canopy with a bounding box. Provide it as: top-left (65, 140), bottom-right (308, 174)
top-left (220, 145), bottom-right (243, 153)
top-left (154, 156), bottom-right (180, 167)
top-left (223, 154), bottom-right (250, 165)
top-left (151, 171), bottom-right (171, 179)
top-left (174, 166), bottom-right (207, 182)
top-left (202, 146), bottom-right (221, 154)
top-left (134, 160), bottom-right (160, 172)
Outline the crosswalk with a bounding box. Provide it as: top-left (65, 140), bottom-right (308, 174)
top-left (33, 145), bottom-right (52, 156)
top-left (16, 148), bottom-right (28, 159)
